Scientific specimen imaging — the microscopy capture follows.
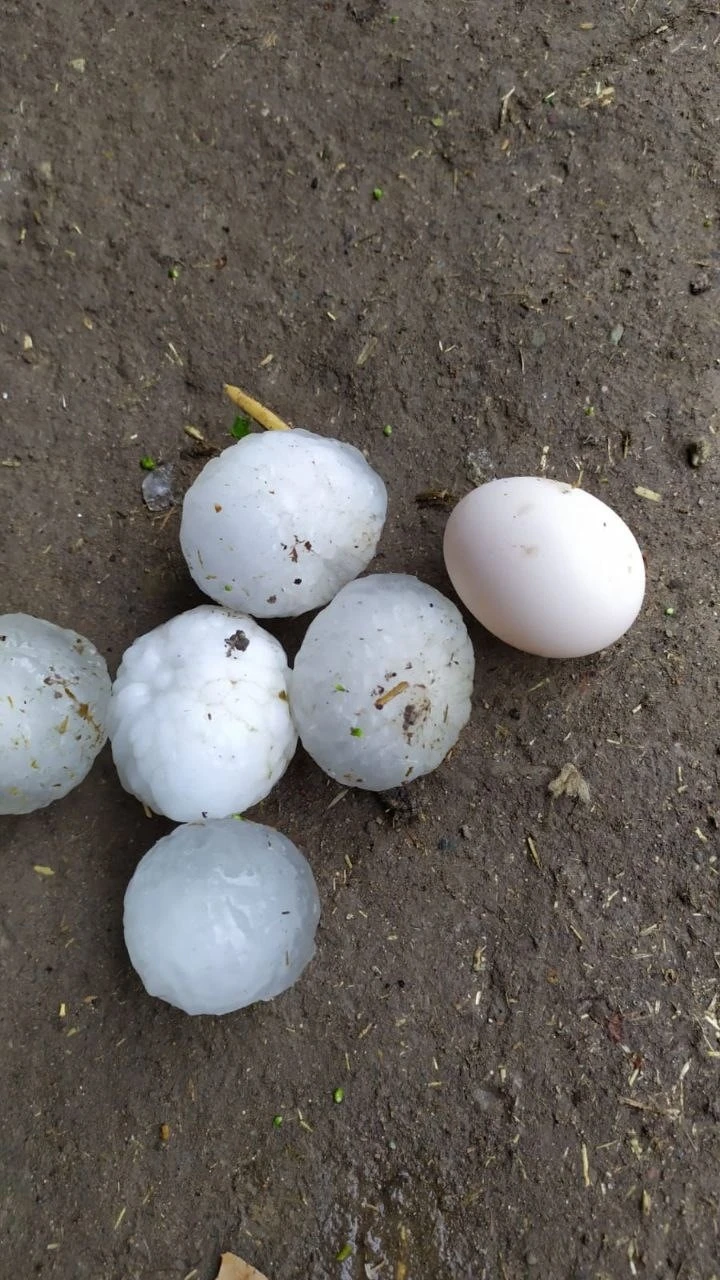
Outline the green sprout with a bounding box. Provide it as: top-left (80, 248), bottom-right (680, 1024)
top-left (230, 415), bottom-right (252, 440)
top-left (333, 1087), bottom-right (345, 1104)
top-left (372, 187), bottom-right (384, 201)
top-left (168, 265), bottom-right (181, 280)
top-left (140, 456), bottom-right (157, 471)
top-left (272, 1114), bottom-right (283, 1128)
top-left (350, 727), bottom-right (363, 738)
top-left (382, 424), bottom-right (393, 438)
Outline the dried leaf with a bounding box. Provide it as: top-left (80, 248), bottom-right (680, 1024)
top-left (548, 763), bottom-right (590, 805)
top-left (214, 1252), bottom-right (270, 1280)
top-left (415, 489), bottom-right (456, 509)
top-left (606, 1010), bottom-right (624, 1044)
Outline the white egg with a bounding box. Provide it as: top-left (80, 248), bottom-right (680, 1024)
top-left (0, 614), bottom-right (111, 814)
top-left (124, 818), bottom-right (321, 1016)
top-left (443, 477), bottom-right (645, 659)
top-left (180, 429), bottom-right (387, 618)
top-left (289, 573), bottom-right (475, 791)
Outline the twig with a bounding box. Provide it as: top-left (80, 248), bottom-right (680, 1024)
top-left (223, 384), bottom-right (292, 431)
top-left (499, 86), bottom-right (516, 127)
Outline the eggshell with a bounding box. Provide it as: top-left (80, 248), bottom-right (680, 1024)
top-left (443, 477), bottom-right (645, 659)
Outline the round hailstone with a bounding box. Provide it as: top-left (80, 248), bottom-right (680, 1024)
top-left (124, 818), bottom-right (321, 1016)
top-left (0, 614), bottom-right (111, 815)
top-left (179, 429), bottom-right (388, 618)
top-left (108, 605), bottom-right (297, 822)
top-left (289, 574), bottom-right (475, 791)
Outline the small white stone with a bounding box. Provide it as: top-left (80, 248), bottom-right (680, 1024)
top-left (124, 819), bottom-right (321, 1015)
top-left (180, 429), bottom-right (387, 618)
top-left (289, 574), bottom-right (475, 791)
top-left (0, 613), bottom-right (111, 814)
top-left (108, 605), bottom-right (297, 821)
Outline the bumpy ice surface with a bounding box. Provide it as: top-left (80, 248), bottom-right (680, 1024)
top-left (180, 428), bottom-right (388, 617)
top-left (0, 613), bottom-right (111, 814)
top-left (124, 818), bottom-right (321, 1016)
top-left (109, 606), bottom-right (297, 822)
top-left (289, 574), bottom-right (475, 790)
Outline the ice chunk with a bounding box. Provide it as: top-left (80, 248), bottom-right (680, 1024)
top-left (0, 613), bottom-right (111, 814)
top-left (142, 462), bottom-right (175, 512)
top-left (180, 429), bottom-right (387, 618)
top-left (108, 606), bottom-right (297, 822)
top-left (123, 818), bottom-right (321, 1015)
top-left (289, 573), bottom-right (475, 791)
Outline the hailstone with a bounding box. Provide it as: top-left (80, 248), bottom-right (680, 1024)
top-left (289, 574), bottom-right (475, 791)
top-left (0, 613), bottom-right (111, 815)
top-left (124, 818), bottom-right (321, 1015)
top-left (179, 429), bottom-right (387, 618)
top-left (108, 606), bottom-right (297, 822)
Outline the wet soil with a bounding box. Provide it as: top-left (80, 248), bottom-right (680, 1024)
top-left (1, 2), bottom-right (719, 1277)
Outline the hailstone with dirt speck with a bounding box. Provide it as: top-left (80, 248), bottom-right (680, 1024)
top-left (179, 429), bottom-right (387, 618)
top-left (0, 613), bottom-right (111, 815)
top-left (124, 818), bottom-right (321, 1016)
top-left (108, 605), bottom-right (297, 822)
top-left (289, 574), bottom-right (475, 791)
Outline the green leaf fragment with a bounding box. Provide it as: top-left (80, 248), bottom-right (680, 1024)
top-left (336, 1243), bottom-right (353, 1262)
top-left (350, 727), bottom-right (363, 738)
top-left (140, 456), bottom-right (157, 471)
top-left (230, 415), bottom-right (252, 440)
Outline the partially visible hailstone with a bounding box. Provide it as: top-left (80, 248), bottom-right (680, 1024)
top-left (108, 606), bottom-right (297, 822)
top-left (123, 818), bottom-right (321, 1016)
top-left (179, 429), bottom-right (387, 618)
top-left (0, 613), bottom-right (111, 814)
top-left (289, 574), bottom-right (475, 791)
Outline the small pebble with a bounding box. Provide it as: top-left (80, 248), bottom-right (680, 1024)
top-left (687, 438), bottom-right (712, 468)
top-left (689, 273), bottom-right (712, 296)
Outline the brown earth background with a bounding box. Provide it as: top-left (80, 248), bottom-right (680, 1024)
top-left (1, 2), bottom-right (719, 1277)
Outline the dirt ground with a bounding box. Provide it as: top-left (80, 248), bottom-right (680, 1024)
top-left (2, 1), bottom-right (719, 1277)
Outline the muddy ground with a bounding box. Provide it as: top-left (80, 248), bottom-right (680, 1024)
top-left (2, 1), bottom-right (719, 1277)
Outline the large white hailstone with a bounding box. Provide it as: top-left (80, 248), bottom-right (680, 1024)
top-left (0, 614), bottom-right (111, 815)
top-left (109, 606), bottom-right (297, 822)
top-left (124, 818), bottom-right (321, 1016)
top-left (289, 574), bottom-right (475, 791)
top-left (179, 429), bottom-right (388, 618)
